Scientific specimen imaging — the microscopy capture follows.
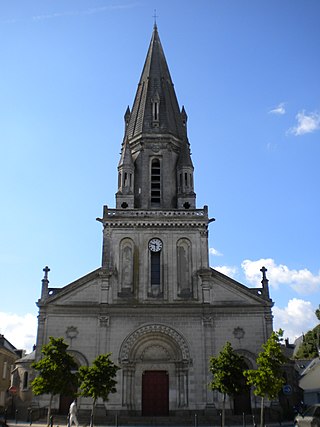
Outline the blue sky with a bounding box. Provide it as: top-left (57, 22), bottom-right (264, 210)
top-left (0, 0), bottom-right (319, 352)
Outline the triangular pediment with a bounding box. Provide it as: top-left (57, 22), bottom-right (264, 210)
top-left (42, 268), bottom-right (102, 306)
top-left (204, 267), bottom-right (272, 307)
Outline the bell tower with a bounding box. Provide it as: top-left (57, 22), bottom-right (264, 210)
top-left (115, 24), bottom-right (196, 211)
top-left (98, 24), bottom-right (210, 302)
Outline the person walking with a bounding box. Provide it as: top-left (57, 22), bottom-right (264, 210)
top-left (69, 400), bottom-right (79, 427)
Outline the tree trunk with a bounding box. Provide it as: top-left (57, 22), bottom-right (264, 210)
top-left (222, 393), bottom-right (226, 427)
top-left (90, 398), bottom-right (96, 427)
top-left (260, 396), bottom-right (264, 427)
top-left (46, 394), bottom-right (54, 426)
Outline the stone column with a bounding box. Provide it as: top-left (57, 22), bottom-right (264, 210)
top-left (176, 362), bottom-right (188, 407)
top-left (203, 315), bottom-right (215, 409)
top-left (98, 316), bottom-right (109, 354)
top-left (122, 364), bottom-right (135, 410)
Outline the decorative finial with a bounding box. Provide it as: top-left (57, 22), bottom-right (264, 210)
top-left (260, 266), bottom-right (270, 299)
top-left (260, 266), bottom-right (268, 281)
top-left (153, 9), bottom-right (158, 29)
top-left (43, 266), bottom-right (50, 281)
top-left (41, 266), bottom-right (50, 300)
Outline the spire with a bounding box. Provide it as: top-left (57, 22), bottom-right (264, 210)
top-left (41, 266), bottom-right (50, 300)
top-left (124, 106), bottom-right (131, 130)
top-left (116, 138), bottom-right (134, 208)
top-left (177, 140), bottom-right (194, 169)
top-left (177, 140), bottom-right (196, 209)
top-left (125, 26), bottom-right (185, 140)
top-left (260, 266), bottom-right (270, 299)
top-left (118, 137), bottom-right (134, 168)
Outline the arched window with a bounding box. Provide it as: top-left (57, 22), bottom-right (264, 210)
top-left (177, 239), bottom-right (192, 297)
top-left (151, 252), bottom-right (160, 286)
top-left (151, 158), bottom-right (161, 207)
top-left (119, 238), bottom-right (134, 296)
top-left (149, 251), bottom-right (161, 297)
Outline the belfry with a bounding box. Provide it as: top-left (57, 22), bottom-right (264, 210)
top-left (34, 25), bottom-right (274, 418)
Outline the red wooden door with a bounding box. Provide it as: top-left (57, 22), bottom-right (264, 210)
top-left (142, 371), bottom-right (169, 416)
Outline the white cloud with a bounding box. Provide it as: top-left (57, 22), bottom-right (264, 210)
top-left (214, 265), bottom-right (238, 278)
top-left (273, 298), bottom-right (318, 342)
top-left (288, 110), bottom-right (320, 135)
top-left (241, 258), bottom-right (320, 294)
top-left (0, 312), bottom-right (37, 353)
top-left (209, 247), bottom-right (223, 256)
top-left (269, 102), bottom-right (286, 115)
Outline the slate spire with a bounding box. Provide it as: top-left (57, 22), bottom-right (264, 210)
top-left (125, 25), bottom-right (186, 140)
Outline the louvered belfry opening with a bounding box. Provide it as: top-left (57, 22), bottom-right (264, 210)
top-left (151, 158), bottom-right (161, 206)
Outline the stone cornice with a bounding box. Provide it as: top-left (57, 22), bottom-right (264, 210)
top-left (97, 206), bottom-right (211, 229)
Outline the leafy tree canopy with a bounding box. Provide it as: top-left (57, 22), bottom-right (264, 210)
top-left (244, 330), bottom-right (286, 400)
top-left (32, 336), bottom-right (78, 397)
top-left (78, 353), bottom-right (120, 403)
top-left (295, 324), bottom-right (320, 360)
top-left (209, 341), bottom-right (246, 396)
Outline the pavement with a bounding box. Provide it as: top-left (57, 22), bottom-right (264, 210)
top-left (5, 422), bottom-right (294, 427)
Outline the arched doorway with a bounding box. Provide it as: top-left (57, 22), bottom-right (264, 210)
top-left (233, 354), bottom-right (253, 415)
top-left (59, 350), bottom-right (88, 414)
top-left (119, 324), bottom-right (191, 415)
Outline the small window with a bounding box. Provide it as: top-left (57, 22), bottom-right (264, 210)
top-left (23, 372), bottom-right (29, 389)
top-left (2, 362), bottom-right (7, 380)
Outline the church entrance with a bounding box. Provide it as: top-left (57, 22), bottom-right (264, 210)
top-left (233, 364), bottom-right (251, 415)
top-left (142, 371), bottom-right (169, 416)
top-left (59, 395), bottom-right (74, 415)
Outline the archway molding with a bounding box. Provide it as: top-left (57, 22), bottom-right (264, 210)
top-left (119, 323), bottom-right (191, 412)
top-left (119, 323), bottom-right (191, 363)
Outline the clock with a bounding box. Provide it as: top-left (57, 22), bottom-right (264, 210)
top-left (148, 238), bottom-right (163, 252)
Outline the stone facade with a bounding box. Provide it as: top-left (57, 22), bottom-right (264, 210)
top-left (34, 25), bottom-right (274, 417)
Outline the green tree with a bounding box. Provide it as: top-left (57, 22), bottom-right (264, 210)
top-left (209, 342), bottom-right (246, 427)
top-left (295, 324), bottom-right (320, 359)
top-left (31, 337), bottom-right (78, 425)
top-left (78, 353), bottom-right (120, 427)
top-left (294, 306), bottom-right (320, 359)
top-left (244, 330), bottom-right (286, 427)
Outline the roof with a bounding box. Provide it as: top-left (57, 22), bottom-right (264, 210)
top-left (0, 334), bottom-right (17, 352)
top-left (118, 138), bottom-right (134, 168)
top-left (15, 350), bottom-right (36, 363)
top-left (125, 25), bottom-right (186, 141)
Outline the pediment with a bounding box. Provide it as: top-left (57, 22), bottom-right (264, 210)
top-left (43, 268), bottom-right (102, 305)
top-left (203, 268), bottom-right (272, 306)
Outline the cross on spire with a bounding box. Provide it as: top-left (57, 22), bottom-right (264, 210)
top-left (153, 9), bottom-right (158, 28)
top-left (43, 266), bottom-right (50, 281)
top-left (260, 266), bottom-right (268, 282)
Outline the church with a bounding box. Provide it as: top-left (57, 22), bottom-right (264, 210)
top-left (34, 25), bottom-right (274, 417)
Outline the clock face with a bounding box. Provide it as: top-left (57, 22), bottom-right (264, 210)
top-left (148, 238), bottom-right (163, 252)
